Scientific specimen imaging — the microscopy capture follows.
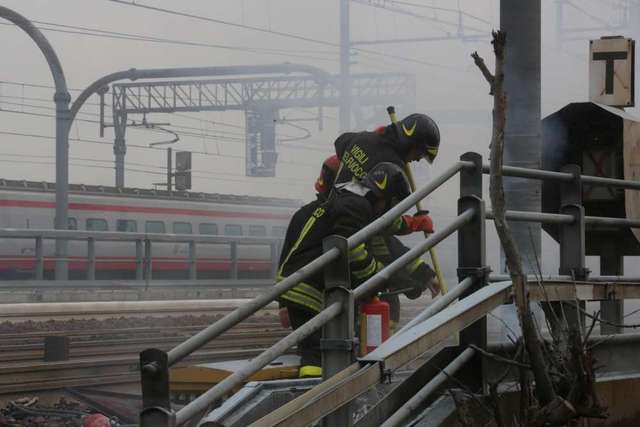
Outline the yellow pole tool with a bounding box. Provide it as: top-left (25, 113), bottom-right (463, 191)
top-left (386, 106), bottom-right (448, 295)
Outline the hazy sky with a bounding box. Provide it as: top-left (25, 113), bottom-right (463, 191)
top-left (2, 0), bottom-right (635, 203)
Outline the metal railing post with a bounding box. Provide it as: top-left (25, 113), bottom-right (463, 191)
top-left (600, 241), bottom-right (624, 334)
top-left (321, 235), bottom-right (355, 427)
top-left (457, 152), bottom-right (488, 393)
top-left (230, 242), bottom-right (238, 280)
top-left (144, 239), bottom-right (152, 281)
top-left (35, 237), bottom-right (44, 280)
top-left (188, 241), bottom-right (197, 280)
top-left (557, 164), bottom-right (587, 330)
top-left (139, 348), bottom-right (175, 427)
top-left (135, 239), bottom-right (144, 280)
top-left (87, 238), bottom-right (96, 280)
top-left (270, 242), bottom-right (279, 279)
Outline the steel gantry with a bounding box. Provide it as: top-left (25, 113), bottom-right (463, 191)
top-left (108, 72), bottom-right (415, 179)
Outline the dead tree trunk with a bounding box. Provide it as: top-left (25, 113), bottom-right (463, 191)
top-left (472, 30), bottom-right (556, 407)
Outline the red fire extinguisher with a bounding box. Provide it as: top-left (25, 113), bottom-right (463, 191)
top-left (359, 296), bottom-right (390, 356)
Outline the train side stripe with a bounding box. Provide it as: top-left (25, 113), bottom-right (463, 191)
top-left (0, 199), bottom-right (291, 220)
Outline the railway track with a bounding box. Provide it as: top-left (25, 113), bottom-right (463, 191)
top-left (0, 299), bottom-right (284, 395)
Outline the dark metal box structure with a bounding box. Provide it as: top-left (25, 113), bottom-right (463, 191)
top-left (542, 102), bottom-right (640, 255)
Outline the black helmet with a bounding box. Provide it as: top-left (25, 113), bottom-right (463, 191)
top-left (361, 162), bottom-right (412, 210)
top-left (395, 113), bottom-right (440, 163)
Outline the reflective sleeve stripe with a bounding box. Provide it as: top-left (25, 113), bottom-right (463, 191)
top-left (277, 208), bottom-right (324, 277)
top-left (370, 236), bottom-right (390, 257)
top-left (349, 243), bottom-right (369, 262)
top-left (280, 287), bottom-right (323, 313)
top-left (352, 257), bottom-right (377, 279)
top-left (406, 257), bottom-right (425, 274)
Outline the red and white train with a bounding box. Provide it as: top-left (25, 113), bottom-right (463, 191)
top-left (0, 179), bottom-right (299, 280)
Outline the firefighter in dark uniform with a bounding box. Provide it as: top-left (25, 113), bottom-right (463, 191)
top-left (277, 162), bottom-right (432, 377)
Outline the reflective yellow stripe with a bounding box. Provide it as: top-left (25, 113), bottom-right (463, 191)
top-left (277, 207), bottom-right (325, 277)
top-left (352, 258), bottom-right (377, 279)
top-left (280, 289), bottom-right (323, 313)
top-left (349, 243), bottom-right (369, 262)
top-left (299, 365), bottom-right (322, 377)
top-left (406, 258), bottom-right (425, 274)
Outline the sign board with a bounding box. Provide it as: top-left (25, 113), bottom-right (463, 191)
top-left (174, 171), bottom-right (191, 191)
top-left (589, 37), bottom-right (635, 107)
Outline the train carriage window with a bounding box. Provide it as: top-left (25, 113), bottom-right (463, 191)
top-left (224, 224), bottom-right (243, 236)
top-left (145, 221), bottom-right (166, 233)
top-left (248, 225), bottom-right (266, 237)
top-left (86, 218), bottom-right (108, 231)
top-left (173, 222), bottom-right (193, 234)
top-left (271, 226), bottom-right (287, 237)
top-left (116, 219), bottom-right (137, 232)
top-left (55, 217), bottom-right (77, 230)
top-left (199, 223), bottom-right (218, 235)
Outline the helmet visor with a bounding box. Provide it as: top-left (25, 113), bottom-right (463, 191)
top-left (424, 147), bottom-right (438, 164)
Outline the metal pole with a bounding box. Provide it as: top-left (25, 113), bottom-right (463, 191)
top-left (136, 239), bottom-right (144, 280)
top-left (188, 241), bottom-right (197, 280)
top-left (321, 235), bottom-right (354, 427)
top-left (140, 348), bottom-right (175, 427)
top-left (144, 239), bottom-right (152, 281)
top-left (35, 237), bottom-right (44, 280)
top-left (499, 0), bottom-right (542, 275)
top-left (339, 0), bottom-right (351, 131)
top-left (456, 152), bottom-right (487, 393)
top-left (380, 348), bottom-right (475, 427)
top-left (87, 238), bottom-right (96, 281)
top-left (0, 7), bottom-right (72, 280)
top-left (114, 112), bottom-right (127, 188)
top-left (230, 242), bottom-right (238, 280)
top-left (600, 241), bottom-right (624, 334)
top-left (556, 165), bottom-right (587, 331)
top-left (167, 147), bottom-right (173, 192)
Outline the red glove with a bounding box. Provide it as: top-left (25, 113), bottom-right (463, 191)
top-left (402, 213), bottom-right (434, 234)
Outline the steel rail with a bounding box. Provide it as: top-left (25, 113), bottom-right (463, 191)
top-left (395, 276), bottom-right (474, 337)
top-left (477, 163), bottom-right (640, 191)
top-left (486, 210), bottom-right (575, 224)
top-left (353, 209), bottom-right (475, 300)
top-left (380, 348), bottom-right (475, 427)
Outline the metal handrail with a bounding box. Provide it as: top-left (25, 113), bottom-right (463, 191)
top-left (161, 161), bottom-right (467, 368)
top-left (478, 162), bottom-right (640, 191)
top-left (0, 228), bottom-right (282, 244)
top-left (175, 209), bottom-right (475, 425)
top-left (172, 164), bottom-right (470, 425)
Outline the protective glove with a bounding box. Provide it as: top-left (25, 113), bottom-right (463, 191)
top-left (404, 262), bottom-right (438, 299)
top-left (402, 212), bottom-right (434, 234)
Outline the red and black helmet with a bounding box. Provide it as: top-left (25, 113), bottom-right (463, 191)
top-left (314, 155), bottom-right (340, 194)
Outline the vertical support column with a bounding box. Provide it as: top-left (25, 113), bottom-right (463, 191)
top-left (557, 165), bottom-right (587, 330)
top-left (321, 235), bottom-right (354, 427)
top-left (270, 242), bottom-right (279, 279)
top-left (135, 239), bottom-right (144, 280)
top-left (140, 348), bottom-right (175, 427)
top-left (144, 239), bottom-right (152, 281)
top-left (87, 237), bottom-right (96, 281)
top-left (457, 152), bottom-right (487, 393)
top-left (339, 0), bottom-right (351, 132)
top-left (600, 242), bottom-right (624, 334)
top-left (114, 112), bottom-right (128, 188)
top-left (35, 237), bottom-right (44, 280)
top-left (188, 241), bottom-right (197, 280)
top-left (167, 147), bottom-right (173, 192)
top-left (230, 242), bottom-right (238, 280)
